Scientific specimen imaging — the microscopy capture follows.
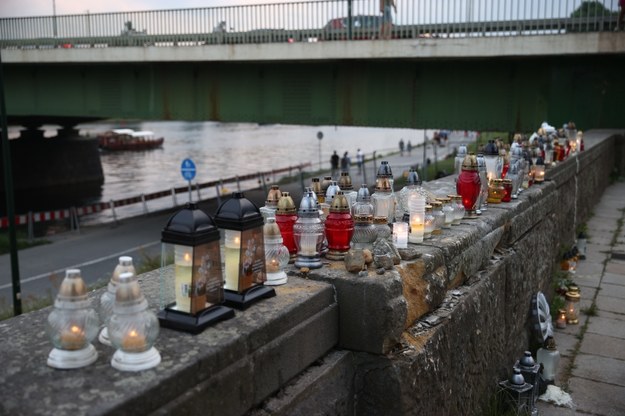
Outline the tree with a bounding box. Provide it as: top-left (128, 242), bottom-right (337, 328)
top-left (570, 1), bottom-right (617, 18)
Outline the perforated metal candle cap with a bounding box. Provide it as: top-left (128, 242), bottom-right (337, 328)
top-left (114, 272), bottom-right (148, 311)
top-left (338, 172), bottom-right (354, 190)
top-left (461, 154), bottom-right (479, 171)
top-left (162, 202), bottom-right (220, 245)
top-left (356, 184), bottom-right (371, 202)
top-left (275, 192), bottom-right (297, 215)
top-left (406, 168), bottom-right (421, 186)
top-left (376, 161), bottom-right (393, 178)
top-left (214, 192), bottom-right (263, 231)
top-left (330, 191), bottom-right (350, 213)
top-left (298, 191), bottom-right (320, 217)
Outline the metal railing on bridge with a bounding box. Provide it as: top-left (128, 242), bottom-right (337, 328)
top-left (0, 0), bottom-right (620, 49)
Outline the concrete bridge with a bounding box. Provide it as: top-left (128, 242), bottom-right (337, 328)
top-left (2, 0), bottom-right (625, 131)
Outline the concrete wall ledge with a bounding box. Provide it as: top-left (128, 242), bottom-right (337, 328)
top-left (0, 275), bottom-right (338, 416)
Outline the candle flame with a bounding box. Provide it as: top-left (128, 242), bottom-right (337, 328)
top-left (184, 252), bottom-right (191, 262)
top-left (70, 325), bottom-right (81, 334)
top-left (129, 329), bottom-right (138, 337)
top-left (234, 237), bottom-right (240, 244)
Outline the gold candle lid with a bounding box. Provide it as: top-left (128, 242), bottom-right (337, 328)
top-left (425, 205), bottom-right (433, 212)
top-left (275, 192), bottom-right (296, 214)
top-left (329, 192), bottom-right (351, 213)
top-left (354, 214), bottom-right (373, 223)
top-left (265, 185), bottom-right (282, 205)
top-left (436, 197), bottom-right (451, 203)
top-left (373, 216), bottom-right (388, 224)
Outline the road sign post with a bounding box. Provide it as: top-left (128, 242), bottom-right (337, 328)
top-left (181, 158), bottom-right (197, 203)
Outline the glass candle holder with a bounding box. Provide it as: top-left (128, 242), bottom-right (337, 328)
top-left (456, 153), bottom-right (481, 218)
top-left (109, 273), bottom-right (161, 372)
top-left (448, 195), bottom-right (464, 225)
top-left (423, 205), bottom-right (435, 239)
top-left (47, 269), bottom-right (99, 369)
top-left (374, 216), bottom-right (392, 242)
top-left (338, 172), bottom-right (358, 212)
top-left (556, 308), bottom-right (567, 329)
top-left (99, 256), bottom-right (136, 346)
top-left (487, 179), bottom-right (505, 204)
top-left (372, 177), bottom-right (395, 224)
top-left (275, 192), bottom-right (298, 262)
top-left (409, 193), bottom-right (426, 243)
top-left (476, 153), bottom-right (489, 213)
top-left (260, 184), bottom-right (282, 221)
top-left (392, 222), bottom-right (408, 248)
top-left (502, 179), bottom-right (513, 203)
top-left (430, 201), bottom-right (445, 235)
top-left (351, 215), bottom-right (377, 251)
top-left (325, 192), bottom-right (354, 261)
top-left (533, 157), bottom-right (546, 183)
top-left (437, 197), bottom-right (454, 229)
top-left (263, 218), bottom-right (290, 285)
top-left (565, 290), bottom-right (581, 324)
top-left (294, 191), bottom-right (325, 269)
top-left (537, 336), bottom-right (561, 384)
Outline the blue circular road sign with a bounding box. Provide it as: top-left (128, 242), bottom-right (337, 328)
top-left (181, 158), bottom-right (196, 181)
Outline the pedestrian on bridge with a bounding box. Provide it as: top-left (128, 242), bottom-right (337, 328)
top-left (617, 0), bottom-right (625, 31)
top-left (379, 0), bottom-right (397, 39)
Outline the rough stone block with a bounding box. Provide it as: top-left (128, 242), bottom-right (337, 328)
top-left (249, 350), bottom-right (355, 416)
top-left (301, 263), bottom-right (406, 355)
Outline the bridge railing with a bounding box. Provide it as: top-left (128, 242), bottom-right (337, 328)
top-left (0, 0), bottom-right (620, 48)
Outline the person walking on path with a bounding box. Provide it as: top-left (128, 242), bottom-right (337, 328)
top-left (379, 0), bottom-right (397, 40)
top-left (356, 148), bottom-right (364, 174)
top-left (330, 150), bottom-right (340, 178)
top-left (399, 138), bottom-right (405, 156)
top-left (407, 141), bottom-right (412, 156)
top-left (340, 151), bottom-right (351, 173)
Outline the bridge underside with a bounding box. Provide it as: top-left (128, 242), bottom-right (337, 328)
top-left (4, 54), bottom-right (623, 131)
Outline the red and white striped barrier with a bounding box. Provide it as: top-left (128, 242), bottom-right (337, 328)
top-left (0, 162), bottom-right (311, 229)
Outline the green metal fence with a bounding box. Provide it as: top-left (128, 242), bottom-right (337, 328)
top-left (0, 0), bottom-right (620, 48)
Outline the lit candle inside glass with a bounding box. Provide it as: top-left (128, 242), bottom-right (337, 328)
top-left (556, 309), bottom-right (566, 329)
top-left (392, 222), bottom-right (408, 248)
top-left (121, 329), bottom-right (147, 352)
top-left (60, 324), bottom-right (86, 350)
top-left (224, 230), bottom-right (241, 291)
top-left (174, 245), bottom-right (192, 312)
top-left (409, 214), bottom-right (424, 243)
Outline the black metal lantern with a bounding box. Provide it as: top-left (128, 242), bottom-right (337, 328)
top-left (498, 367), bottom-right (534, 415)
top-left (159, 203), bottom-right (234, 334)
top-left (515, 351), bottom-right (541, 414)
top-left (214, 192), bottom-right (276, 309)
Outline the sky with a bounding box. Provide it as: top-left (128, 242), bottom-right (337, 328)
top-left (0, 0), bottom-right (299, 18)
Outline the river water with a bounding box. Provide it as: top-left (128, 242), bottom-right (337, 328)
top-left (72, 120), bottom-right (429, 222)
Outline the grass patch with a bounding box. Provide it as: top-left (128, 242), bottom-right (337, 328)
top-left (0, 230), bottom-right (50, 255)
top-left (582, 302), bottom-right (598, 317)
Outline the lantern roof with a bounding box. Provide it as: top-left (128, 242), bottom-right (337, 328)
top-left (214, 192), bottom-right (263, 230)
top-left (161, 203), bottom-right (220, 245)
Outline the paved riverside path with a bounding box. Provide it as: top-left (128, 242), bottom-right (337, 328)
top-left (538, 180), bottom-right (625, 415)
top-left (0, 133), bottom-right (464, 310)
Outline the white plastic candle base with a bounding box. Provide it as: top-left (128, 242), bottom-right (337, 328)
top-left (111, 347), bottom-right (161, 372)
top-left (98, 327), bottom-right (112, 346)
top-left (265, 271), bottom-right (288, 286)
top-left (47, 344), bottom-right (98, 369)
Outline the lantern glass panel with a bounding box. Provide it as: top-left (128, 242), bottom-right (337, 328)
top-left (223, 228), bottom-right (266, 293)
top-left (160, 240), bottom-right (224, 315)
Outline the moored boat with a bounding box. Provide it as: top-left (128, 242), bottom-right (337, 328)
top-left (98, 129), bottom-right (164, 151)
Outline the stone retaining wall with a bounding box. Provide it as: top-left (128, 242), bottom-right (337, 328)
top-left (0, 130), bottom-right (622, 416)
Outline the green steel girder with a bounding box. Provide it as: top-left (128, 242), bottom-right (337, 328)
top-left (4, 54), bottom-right (624, 131)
